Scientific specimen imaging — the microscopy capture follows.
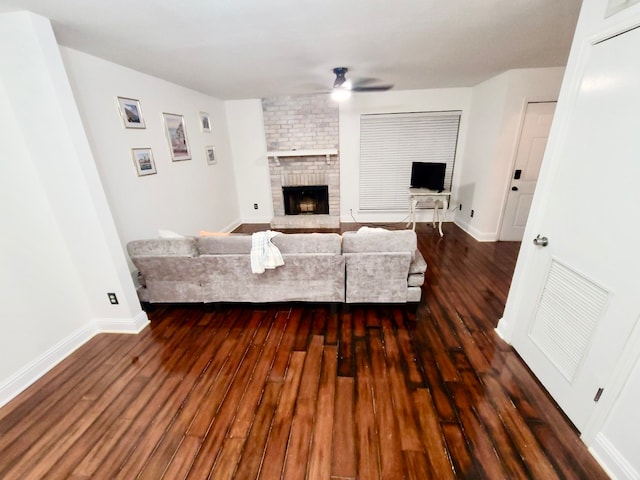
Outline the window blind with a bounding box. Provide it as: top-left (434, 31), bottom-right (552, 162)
top-left (359, 111), bottom-right (461, 211)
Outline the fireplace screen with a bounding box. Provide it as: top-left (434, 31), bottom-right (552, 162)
top-left (283, 185), bottom-right (329, 215)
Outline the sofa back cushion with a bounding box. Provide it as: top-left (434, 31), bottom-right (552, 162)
top-left (197, 235), bottom-right (252, 254)
top-left (197, 232), bottom-right (342, 255)
top-left (342, 229), bottom-right (416, 253)
top-left (127, 238), bottom-right (198, 257)
top-left (271, 233), bottom-right (342, 254)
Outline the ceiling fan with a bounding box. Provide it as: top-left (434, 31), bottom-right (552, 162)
top-left (331, 67), bottom-right (393, 100)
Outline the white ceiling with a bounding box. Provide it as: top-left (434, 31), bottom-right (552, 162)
top-left (0, 0), bottom-right (582, 99)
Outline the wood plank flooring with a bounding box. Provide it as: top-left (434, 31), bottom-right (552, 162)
top-left (0, 223), bottom-right (609, 479)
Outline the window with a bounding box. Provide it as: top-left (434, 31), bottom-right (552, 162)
top-left (359, 111), bottom-right (461, 211)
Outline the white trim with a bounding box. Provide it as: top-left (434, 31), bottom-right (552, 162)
top-left (0, 312), bottom-right (149, 408)
top-left (453, 217), bottom-right (498, 242)
top-left (594, 10), bottom-right (640, 46)
top-left (494, 322), bottom-right (510, 343)
top-left (95, 310), bottom-right (149, 334)
top-left (267, 148), bottom-right (338, 158)
top-left (590, 433), bottom-right (639, 480)
top-left (0, 322), bottom-right (98, 408)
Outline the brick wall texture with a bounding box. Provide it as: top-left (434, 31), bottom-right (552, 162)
top-left (262, 95), bottom-right (339, 151)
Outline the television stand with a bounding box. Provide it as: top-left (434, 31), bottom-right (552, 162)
top-left (407, 188), bottom-right (451, 236)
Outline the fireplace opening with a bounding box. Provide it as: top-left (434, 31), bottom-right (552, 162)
top-left (283, 185), bottom-right (329, 215)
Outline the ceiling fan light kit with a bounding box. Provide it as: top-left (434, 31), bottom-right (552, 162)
top-left (331, 88), bottom-right (352, 101)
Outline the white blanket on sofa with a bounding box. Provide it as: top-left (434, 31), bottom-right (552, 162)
top-left (251, 230), bottom-right (284, 274)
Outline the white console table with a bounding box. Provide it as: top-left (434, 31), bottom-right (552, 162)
top-left (407, 188), bottom-right (451, 236)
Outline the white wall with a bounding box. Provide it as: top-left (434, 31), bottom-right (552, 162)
top-left (0, 12), bottom-right (147, 406)
top-left (338, 89), bottom-right (472, 223)
top-left (61, 48), bottom-right (241, 244)
top-left (455, 68), bottom-right (565, 241)
top-left (225, 99), bottom-right (273, 223)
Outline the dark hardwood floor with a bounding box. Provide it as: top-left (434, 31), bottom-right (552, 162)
top-left (0, 223), bottom-right (609, 479)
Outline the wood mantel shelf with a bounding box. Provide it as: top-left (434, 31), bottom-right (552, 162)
top-left (267, 149), bottom-right (338, 165)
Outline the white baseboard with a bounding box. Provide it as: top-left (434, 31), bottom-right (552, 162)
top-left (590, 432), bottom-right (639, 480)
top-left (494, 321), bottom-right (511, 343)
top-left (0, 322), bottom-right (98, 408)
top-left (453, 218), bottom-right (498, 242)
top-left (95, 310), bottom-right (149, 333)
top-left (0, 311), bottom-right (149, 408)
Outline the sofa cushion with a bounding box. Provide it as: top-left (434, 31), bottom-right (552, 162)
top-left (342, 229), bottom-right (417, 253)
top-left (271, 233), bottom-right (342, 254)
top-left (197, 234), bottom-right (252, 254)
top-left (408, 273), bottom-right (425, 287)
top-left (197, 232), bottom-right (342, 255)
top-left (344, 252), bottom-right (412, 303)
top-left (127, 238), bottom-right (198, 257)
top-left (201, 253), bottom-right (345, 303)
top-left (409, 250), bottom-right (427, 274)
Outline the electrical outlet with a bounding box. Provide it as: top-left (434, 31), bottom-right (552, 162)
top-left (108, 292), bottom-right (119, 305)
top-left (470, 209), bottom-right (475, 218)
top-left (253, 203), bottom-right (258, 210)
top-left (459, 204), bottom-right (462, 211)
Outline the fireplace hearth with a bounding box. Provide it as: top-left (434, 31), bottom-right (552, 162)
top-left (283, 185), bottom-right (329, 215)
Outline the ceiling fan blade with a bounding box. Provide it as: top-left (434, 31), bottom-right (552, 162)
top-left (352, 84), bottom-right (394, 92)
top-left (351, 77), bottom-right (379, 87)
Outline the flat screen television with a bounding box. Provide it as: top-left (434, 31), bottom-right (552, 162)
top-left (410, 162), bottom-right (446, 192)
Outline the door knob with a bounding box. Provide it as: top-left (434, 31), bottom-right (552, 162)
top-left (511, 186), bottom-right (519, 191)
top-left (533, 234), bottom-right (548, 247)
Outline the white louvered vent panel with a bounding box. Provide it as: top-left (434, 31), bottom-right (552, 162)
top-left (359, 112), bottom-right (461, 211)
top-left (529, 260), bottom-right (609, 382)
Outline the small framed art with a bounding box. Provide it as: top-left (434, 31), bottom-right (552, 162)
top-left (117, 97), bottom-right (145, 129)
top-left (132, 148), bottom-right (157, 176)
top-left (205, 146), bottom-right (216, 165)
top-left (162, 112), bottom-right (191, 161)
top-left (199, 112), bottom-right (212, 132)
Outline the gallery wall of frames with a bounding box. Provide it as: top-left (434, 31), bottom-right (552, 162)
top-left (116, 96), bottom-right (216, 177)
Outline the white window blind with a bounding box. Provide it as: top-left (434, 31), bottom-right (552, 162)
top-left (359, 111), bottom-right (461, 211)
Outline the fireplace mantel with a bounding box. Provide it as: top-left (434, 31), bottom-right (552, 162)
top-left (267, 148), bottom-right (338, 165)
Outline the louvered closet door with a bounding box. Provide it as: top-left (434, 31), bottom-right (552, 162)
top-left (509, 25), bottom-right (640, 432)
top-left (359, 111), bottom-right (460, 211)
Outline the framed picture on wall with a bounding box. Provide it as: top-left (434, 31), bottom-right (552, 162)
top-left (199, 112), bottom-right (212, 132)
top-left (131, 148), bottom-right (157, 176)
top-left (162, 112), bottom-right (191, 161)
top-left (205, 145), bottom-right (216, 165)
top-left (116, 97), bottom-right (145, 129)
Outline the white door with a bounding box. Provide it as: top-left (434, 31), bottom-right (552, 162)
top-left (499, 102), bottom-right (556, 241)
top-left (509, 26), bottom-right (640, 432)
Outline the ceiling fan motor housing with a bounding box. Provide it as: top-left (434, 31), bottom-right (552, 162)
top-left (333, 67), bottom-right (348, 88)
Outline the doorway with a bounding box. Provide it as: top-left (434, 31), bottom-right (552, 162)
top-left (499, 102), bottom-right (556, 241)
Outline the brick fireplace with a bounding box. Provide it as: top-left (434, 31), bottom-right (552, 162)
top-left (262, 95), bottom-right (340, 228)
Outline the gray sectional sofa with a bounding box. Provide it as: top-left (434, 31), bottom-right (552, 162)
top-left (126, 229), bottom-right (426, 305)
